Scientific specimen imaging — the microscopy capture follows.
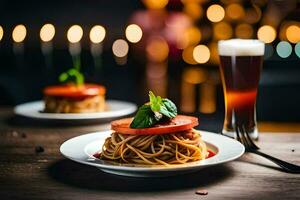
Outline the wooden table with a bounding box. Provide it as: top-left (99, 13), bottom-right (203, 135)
top-left (0, 108), bottom-right (299, 200)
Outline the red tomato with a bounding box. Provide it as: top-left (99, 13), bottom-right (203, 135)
top-left (111, 115), bottom-right (199, 135)
top-left (44, 84), bottom-right (105, 100)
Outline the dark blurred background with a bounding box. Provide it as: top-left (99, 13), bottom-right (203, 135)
top-left (0, 0), bottom-right (300, 125)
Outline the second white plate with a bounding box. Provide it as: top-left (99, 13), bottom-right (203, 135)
top-left (14, 100), bottom-right (137, 121)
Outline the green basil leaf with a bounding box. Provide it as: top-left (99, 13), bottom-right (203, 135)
top-left (75, 71), bottom-right (84, 85)
top-left (130, 92), bottom-right (177, 129)
top-left (149, 91), bottom-right (162, 112)
top-left (160, 99), bottom-right (177, 118)
top-left (130, 105), bottom-right (158, 128)
top-left (59, 72), bottom-right (68, 83)
top-left (58, 68), bottom-right (84, 86)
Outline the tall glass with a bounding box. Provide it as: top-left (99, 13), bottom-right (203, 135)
top-left (218, 39), bottom-right (265, 139)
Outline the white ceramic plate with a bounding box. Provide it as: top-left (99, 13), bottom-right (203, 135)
top-left (60, 130), bottom-right (245, 177)
top-left (14, 100), bottom-right (137, 121)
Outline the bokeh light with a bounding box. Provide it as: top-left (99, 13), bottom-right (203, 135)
top-left (125, 24), bottom-right (143, 43)
top-left (235, 23), bottom-right (253, 39)
top-left (286, 25), bottom-right (300, 44)
top-left (0, 26), bottom-right (3, 41)
top-left (208, 42), bottom-right (219, 64)
top-left (245, 6), bottom-right (262, 24)
top-left (143, 0), bottom-right (168, 9)
top-left (295, 43), bottom-right (300, 58)
top-left (276, 41), bottom-right (292, 58)
top-left (206, 4), bottom-right (225, 23)
top-left (183, 3), bottom-right (203, 20)
top-left (257, 25), bottom-right (276, 43)
top-left (146, 37), bottom-right (169, 62)
top-left (89, 25), bottom-right (106, 44)
top-left (67, 25), bottom-right (83, 43)
top-left (182, 46), bottom-right (197, 64)
top-left (193, 44), bottom-right (210, 64)
top-left (213, 22), bottom-right (233, 40)
top-left (40, 24), bottom-right (55, 42)
top-left (177, 26), bottom-right (201, 49)
top-left (112, 39), bottom-right (129, 57)
top-left (225, 3), bottom-right (245, 20)
top-left (12, 24), bottom-right (27, 43)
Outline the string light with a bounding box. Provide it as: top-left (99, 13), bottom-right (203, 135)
top-left (182, 46), bottom-right (197, 64)
top-left (213, 22), bottom-right (232, 40)
top-left (67, 25), bottom-right (83, 43)
top-left (207, 4), bottom-right (225, 23)
top-left (276, 41), bottom-right (292, 58)
top-left (257, 25), bottom-right (276, 43)
top-left (0, 26), bottom-right (3, 41)
top-left (295, 43), bottom-right (300, 58)
top-left (208, 42), bottom-right (219, 64)
top-left (183, 3), bottom-right (203, 20)
top-left (193, 44), bottom-right (210, 64)
top-left (125, 24), bottom-right (143, 43)
top-left (286, 25), bottom-right (300, 44)
top-left (40, 24), bottom-right (55, 42)
top-left (12, 24), bottom-right (27, 43)
top-left (112, 39), bottom-right (129, 57)
top-left (146, 37), bottom-right (169, 62)
top-left (245, 6), bottom-right (262, 24)
top-left (177, 26), bottom-right (201, 49)
top-left (226, 4), bottom-right (245, 20)
top-left (143, 0), bottom-right (168, 9)
top-left (235, 23), bottom-right (253, 39)
top-left (89, 25), bottom-right (106, 44)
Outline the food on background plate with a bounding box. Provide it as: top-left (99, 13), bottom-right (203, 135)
top-left (95, 91), bottom-right (212, 166)
top-left (43, 64), bottom-right (106, 113)
top-left (44, 84), bottom-right (106, 113)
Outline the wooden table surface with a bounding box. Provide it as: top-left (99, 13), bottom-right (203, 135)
top-left (0, 108), bottom-right (299, 200)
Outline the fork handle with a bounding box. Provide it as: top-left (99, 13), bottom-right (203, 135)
top-left (250, 150), bottom-right (300, 173)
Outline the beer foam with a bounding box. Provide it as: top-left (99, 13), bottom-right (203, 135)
top-left (218, 39), bottom-right (265, 56)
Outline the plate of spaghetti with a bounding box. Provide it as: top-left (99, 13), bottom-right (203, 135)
top-left (15, 79), bottom-right (137, 121)
top-left (60, 91), bottom-right (244, 177)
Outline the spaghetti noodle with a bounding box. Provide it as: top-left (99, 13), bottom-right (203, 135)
top-left (44, 95), bottom-right (106, 113)
top-left (99, 129), bottom-right (207, 165)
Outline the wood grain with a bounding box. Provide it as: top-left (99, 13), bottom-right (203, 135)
top-left (0, 107), bottom-right (299, 200)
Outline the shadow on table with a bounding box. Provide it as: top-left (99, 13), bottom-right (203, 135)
top-left (240, 154), bottom-right (290, 173)
top-left (48, 159), bottom-right (233, 192)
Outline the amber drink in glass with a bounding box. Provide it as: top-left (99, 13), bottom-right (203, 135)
top-left (218, 39), bottom-right (265, 139)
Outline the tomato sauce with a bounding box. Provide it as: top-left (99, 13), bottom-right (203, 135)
top-left (93, 152), bottom-right (100, 158)
top-left (206, 149), bottom-right (216, 158)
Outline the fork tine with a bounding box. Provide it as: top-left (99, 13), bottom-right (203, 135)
top-left (238, 126), bottom-right (252, 150)
top-left (243, 126), bottom-right (260, 150)
top-left (235, 125), bottom-right (242, 143)
top-left (238, 126), bottom-right (248, 147)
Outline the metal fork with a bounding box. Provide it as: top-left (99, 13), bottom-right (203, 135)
top-left (235, 125), bottom-right (300, 173)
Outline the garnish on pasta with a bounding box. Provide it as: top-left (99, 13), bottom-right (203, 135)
top-left (96, 91), bottom-right (210, 166)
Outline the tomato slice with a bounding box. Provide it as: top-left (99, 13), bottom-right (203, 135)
top-left (111, 115), bottom-right (199, 135)
top-left (44, 84), bottom-right (105, 99)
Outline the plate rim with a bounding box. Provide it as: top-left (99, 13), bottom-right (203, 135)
top-left (60, 130), bottom-right (245, 172)
top-left (14, 100), bottom-right (137, 120)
